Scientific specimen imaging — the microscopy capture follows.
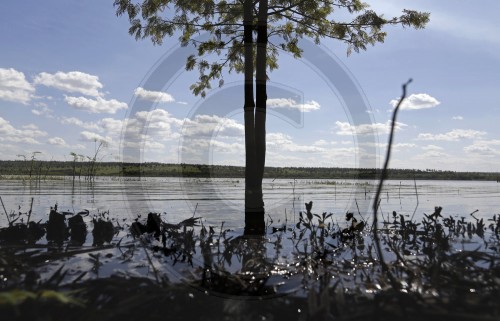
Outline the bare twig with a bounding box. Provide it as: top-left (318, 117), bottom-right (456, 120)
top-left (355, 199), bottom-right (367, 224)
top-left (410, 176), bottom-right (419, 221)
top-left (27, 197), bottom-right (34, 224)
top-left (373, 79), bottom-right (412, 287)
top-left (0, 196), bottom-right (10, 225)
top-left (192, 203), bottom-right (198, 218)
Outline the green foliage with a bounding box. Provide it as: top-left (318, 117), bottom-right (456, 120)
top-left (0, 289), bottom-right (84, 307)
top-left (114, 0), bottom-right (430, 97)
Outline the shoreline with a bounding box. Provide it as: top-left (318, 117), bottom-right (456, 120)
top-left (1, 160), bottom-right (499, 181)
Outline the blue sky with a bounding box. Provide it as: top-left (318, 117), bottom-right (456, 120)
top-left (0, 0), bottom-right (499, 172)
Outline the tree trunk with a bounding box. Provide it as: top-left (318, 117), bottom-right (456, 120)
top-left (255, 0), bottom-right (268, 183)
top-left (244, 0), bottom-right (268, 235)
top-left (243, 0), bottom-right (265, 235)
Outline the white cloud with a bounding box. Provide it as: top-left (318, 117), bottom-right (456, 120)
top-left (60, 116), bottom-right (100, 130)
top-left (32, 106), bottom-right (54, 118)
top-left (335, 120), bottom-right (407, 136)
top-left (393, 143), bottom-right (417, 149)
top-left (267, 132), bottom-right (326, 153)
top-left (211, 140), bottom-right (245, 153)
top-left (34, 71), bottom-right (103, 97)
top-left (65, 96), bottom-right (127, 114)
top-left (180, 138), bottom-right (244, 155)
top-left (96, 110), bottom-right (184, 153)
top-left (267, 132), bottom-right (292, 145)
top-left (48, 137), bottom-right (67, 146)
top-left (135, 109), bottom-right (183, 127)
top-left (464, 139), bottom-right (500, 156)
top-left (183, 115), bottom-right (244, 137)
top-left (366, 108), bottom-right (380, 114)
top-left (452, 116), bottom-right (463, 120)
top-left (129, 109), bottom-right (184, 140)
top-left (473, 139), bottom-right (500, 146)
top-left (417, 129), bottom-right (486, 141)
top-left (389, 93), bottom-right (440, 110)
top-left (134, 87), bottom-right (175, 103)
top-left (312, 139), bottom-right (332, 146)
top-left (80, 131), bottom-right (111, 144)
top-left (464, 144), bottom-right (497, 156)
top-left (422, 145), bottom-right (443, 151)
top-left (0, 117), bottom-right (47, 145)
top-left (418, 151), bottom-right (450, 159)
top-left (123, 140), bottom-right (166, 150)
top-left (267, 98), bottom-right (320, 112)
top-left (99, 118), bottom-right (126, 135)
top-left (0, 68), bottom-right (35, 104)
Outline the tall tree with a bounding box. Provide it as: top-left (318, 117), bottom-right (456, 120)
top-left (114, 0), bottom-right (429, 234)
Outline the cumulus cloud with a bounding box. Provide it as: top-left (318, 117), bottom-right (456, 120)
top-left (59, 116), bottom-right (100, 131)
top-left (422, 145), bottom-right (443, 151)
top-left (0, 117), bottom-right (47, 145)
top-left (47, 137), bottom-right (67, 146)
top-left (452, 116), bottom-right (464, 120)
top-left (463, 144), bottom-right (497, 155)
top-left (267, 132), bottom-right (293, 145)
top-left (361, 142), bottom-right (417, 151)
top-left (389, 93), bottom-right (440, 110)
top-left (126, 109), bottom-right (184, 140)
top-left (267, 98), bottom-right (320, 112)
top-left (417, 129), bottom-right (486, 141)
top-left (97, 109), bottom-right (185, 153)
top-left (267, 132), bottom-right (326, 153)
top-left (99, 118), bottom-right (127, 135)
top-left (32, 106), bottom-right (54, 118)
top-left (183, 115), bottom-right (244, 137)
top-left (0, 68), bottom-right (35, 104)
top-left (464, 139), bottom-right (500, 156)
top-left (180, 138), bottom-right (244, 156)
top-left (134, 87), bottom-right (175, 103)
top-left (123, 140), bottom-right (166, 150)
top-left (135, 109), bottom-right (183, 127)
top-left (335, 120), bottom-right (407, 136)
top-left (65, 96), bottom-right (127, 114)
top-left (34, 71), bottom-right (103, 97)
top-left (80, 131), bottom-right (111, 144)
top-left (312, 139), bottom-right (333, 146)
top-left (419, 150), bottom-right (450, 159)
top-left (211, 140), bottom-right (245, 153)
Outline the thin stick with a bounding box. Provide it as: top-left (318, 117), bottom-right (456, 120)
top-left (470, 209), bottom-right (479, 220)
top-left (27, 197), bottom-right (34, 224)
top-left (373, 79), bottom-right (412, 288)
top-left (0, 196), bottom-right (10, 225)
top-left (355, 199), bottom-right (367, 224)
top-left (410, 175), bottom-right (419, 221)
top-left (192, 203), bottom-right (198, 218)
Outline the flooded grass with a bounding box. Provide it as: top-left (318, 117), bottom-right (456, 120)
top-left (1, 201), bottom-right (499, 320)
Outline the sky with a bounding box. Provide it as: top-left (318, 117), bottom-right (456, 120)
top-left (0, 0), bottom-right (499, 172)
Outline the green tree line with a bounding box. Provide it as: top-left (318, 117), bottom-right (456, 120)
top-left (0, 160), bottom-right (498, 181)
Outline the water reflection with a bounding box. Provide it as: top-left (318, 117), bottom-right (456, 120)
top-left (1, 177), bottom-right (499, 231)
top-left (1, 197), bottom-right (499, 321)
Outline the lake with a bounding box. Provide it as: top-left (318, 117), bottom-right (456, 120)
top-left (1, 176), bottom-right (498, 305)
top-left (1, 176), bottom-right (499, 230)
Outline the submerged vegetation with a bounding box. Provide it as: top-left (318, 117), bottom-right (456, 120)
top-left (0, 200), bottom-right (499, 320)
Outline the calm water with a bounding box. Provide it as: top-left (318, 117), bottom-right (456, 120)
top-left (1, 177), bottom-right (499, 229)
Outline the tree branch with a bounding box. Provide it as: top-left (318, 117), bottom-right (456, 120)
top-left (373, 78), bottom-right (412, 289)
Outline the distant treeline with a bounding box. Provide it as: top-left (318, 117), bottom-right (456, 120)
top-left (0, 160), bottom-right (499, 181)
